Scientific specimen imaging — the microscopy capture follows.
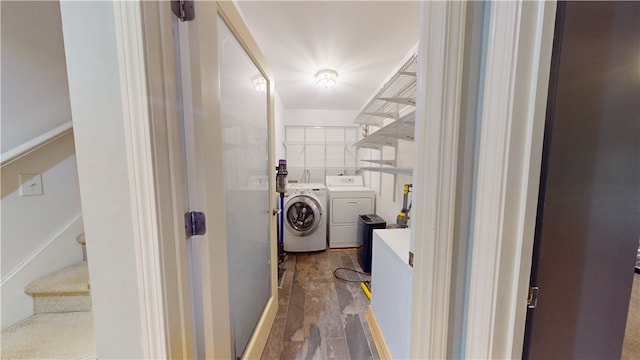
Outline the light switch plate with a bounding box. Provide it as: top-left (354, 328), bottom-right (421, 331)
top-left (19, 174), bottom-right (43, 197)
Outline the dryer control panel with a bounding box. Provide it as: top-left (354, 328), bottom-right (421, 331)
top-left (326, 176), bottom-right (364, 187)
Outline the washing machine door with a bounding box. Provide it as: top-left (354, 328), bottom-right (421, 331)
top-left (285, 194), bottom-right (322, 236)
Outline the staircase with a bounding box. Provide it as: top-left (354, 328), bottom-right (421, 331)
top-left (0, 233), bottom-right (96, 359)
top-left (24, 261), bottom-right (91, 313)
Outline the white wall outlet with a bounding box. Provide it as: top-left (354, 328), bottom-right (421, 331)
top-left (19, 174), bottom-right (43, 197)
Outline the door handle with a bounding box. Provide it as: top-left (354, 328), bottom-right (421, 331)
top-left (273, 208), bottom-right (282, 216)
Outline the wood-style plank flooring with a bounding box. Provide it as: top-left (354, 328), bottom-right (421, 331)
top-left (261, 249), bottom-right (380, 360)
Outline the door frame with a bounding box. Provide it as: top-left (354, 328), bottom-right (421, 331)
top-left (175, 1), bottom-right (278, 359)
top-left (410, 2), bottom-right (468, 358)
top-left (410, 1), bottom-right (557, 358)
top-left (463, 1), bottom-right (556, 358)
top-left (112, 0), bottom-right (556, 358)
top-left (215, 2), bottom-right (278, 358)
top-left (522, 2), bottom-right (567, 355)
top-left (61, 1), bottom-right (191, 357)
top-left (110, 1), bottom-right (277, 358)
top-left (111, 1), bottom-right (196, 358)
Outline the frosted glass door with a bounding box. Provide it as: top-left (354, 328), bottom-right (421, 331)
top-left (218, 16), bottom-right (270, 358)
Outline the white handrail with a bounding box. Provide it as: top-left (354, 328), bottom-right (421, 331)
top-left (1, 121), bottom-right (73, 167)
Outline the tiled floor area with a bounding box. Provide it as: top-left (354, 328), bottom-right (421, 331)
top-left (261, 249), bottom-right (380, 360)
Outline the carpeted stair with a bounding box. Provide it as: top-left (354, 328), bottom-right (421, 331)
top-left (0, 233), bottom-right (96, 359)
top-left (24, 261), bottom-right (91, 313)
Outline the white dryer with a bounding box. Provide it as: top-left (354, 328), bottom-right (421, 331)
top-left (283, 183), bottom-right (327, 252)
top-left (326, 176), bottom-right (376, 248)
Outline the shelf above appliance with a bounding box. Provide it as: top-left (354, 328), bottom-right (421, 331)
top-left (359, 167), bottom-right (413, 176)
top-left (352, 46), bottom-right (418, 193)
top-left (354, 111), bottom-right (415, 149)
top-left (353, 54), bottom-right (418, 127)
top-left (360, 159), bottom-right (397, 167)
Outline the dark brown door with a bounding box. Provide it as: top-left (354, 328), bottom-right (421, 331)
top-left (524, 1), bottom-right (640, 359)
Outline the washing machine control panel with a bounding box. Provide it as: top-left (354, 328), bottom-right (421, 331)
top-left (286, 183), bottom-right (326, 197)
top-left (303, 188), bottom-right (326, 197)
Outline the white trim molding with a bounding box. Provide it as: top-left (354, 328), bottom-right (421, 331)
top-left (1, 121), bottom-right (73, 167)
top-left (465, 1), bottom-right (556, 358)
top-left (410, 1), bottom-right (467, 359)
top-left (138, 1), bottom-right (195, 358)
top-left (1, 214), bottom-right (83, 285)
top-left (113, 2), bottom-right (167, 358)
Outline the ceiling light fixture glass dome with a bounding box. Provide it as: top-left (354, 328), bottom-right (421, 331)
top-left (315, 69), bottom-right (338, 88)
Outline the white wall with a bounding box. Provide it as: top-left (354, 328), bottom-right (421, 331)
top-left (283, 108), bottom-right (359, 127)
top-left (0, 1), bottom-right (72, 153)
top-left (60, 2), bottom-right (144, 358)
top-left (0, 1), bottom-right (83, 330)
top-left (274, 92), bottom-right (286, 161)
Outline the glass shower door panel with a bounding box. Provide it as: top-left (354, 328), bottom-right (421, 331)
top-left (218, 16), bottom-right (270, 358)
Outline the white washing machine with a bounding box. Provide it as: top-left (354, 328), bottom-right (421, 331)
top-left (283, 183), bottom-right (327, 252)
top-left (326, 176), bottom-right (376, 248)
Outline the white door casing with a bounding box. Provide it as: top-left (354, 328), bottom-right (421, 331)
top-left (410, 1), bottom-right (468, 359)
top-left (464, 1), bottom-right (556, 358)
top-left (137, 2), bottom-right (195, 358)
top-left (411, 1), bottom-right (556, 358)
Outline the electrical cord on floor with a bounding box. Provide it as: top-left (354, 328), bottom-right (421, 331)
top-left (333, 267), bottom-right (370, 284)
top-left (334, 267), bottom-right (373, 299)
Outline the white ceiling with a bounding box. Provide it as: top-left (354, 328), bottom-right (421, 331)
top-left (235, 1), bottom-right (420, 111)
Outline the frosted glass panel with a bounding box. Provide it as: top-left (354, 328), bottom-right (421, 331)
top-left (218, 16), bottom-right (270, 358)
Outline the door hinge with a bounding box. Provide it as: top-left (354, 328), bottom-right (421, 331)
top-left (185, 211), bottom-right (206, 237)
top-left (527, 286), bottom-right (539, 309)
top-left (171, 0), bottom-right (195, 22)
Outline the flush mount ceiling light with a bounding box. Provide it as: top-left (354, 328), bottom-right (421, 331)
top-left (315, 69), bottom-right (338, 88)
top-left (251, 75), bottom-right (267, 92)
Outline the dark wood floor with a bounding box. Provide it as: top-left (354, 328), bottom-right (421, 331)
top-left (261, 249), bottom-right (380, 360)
